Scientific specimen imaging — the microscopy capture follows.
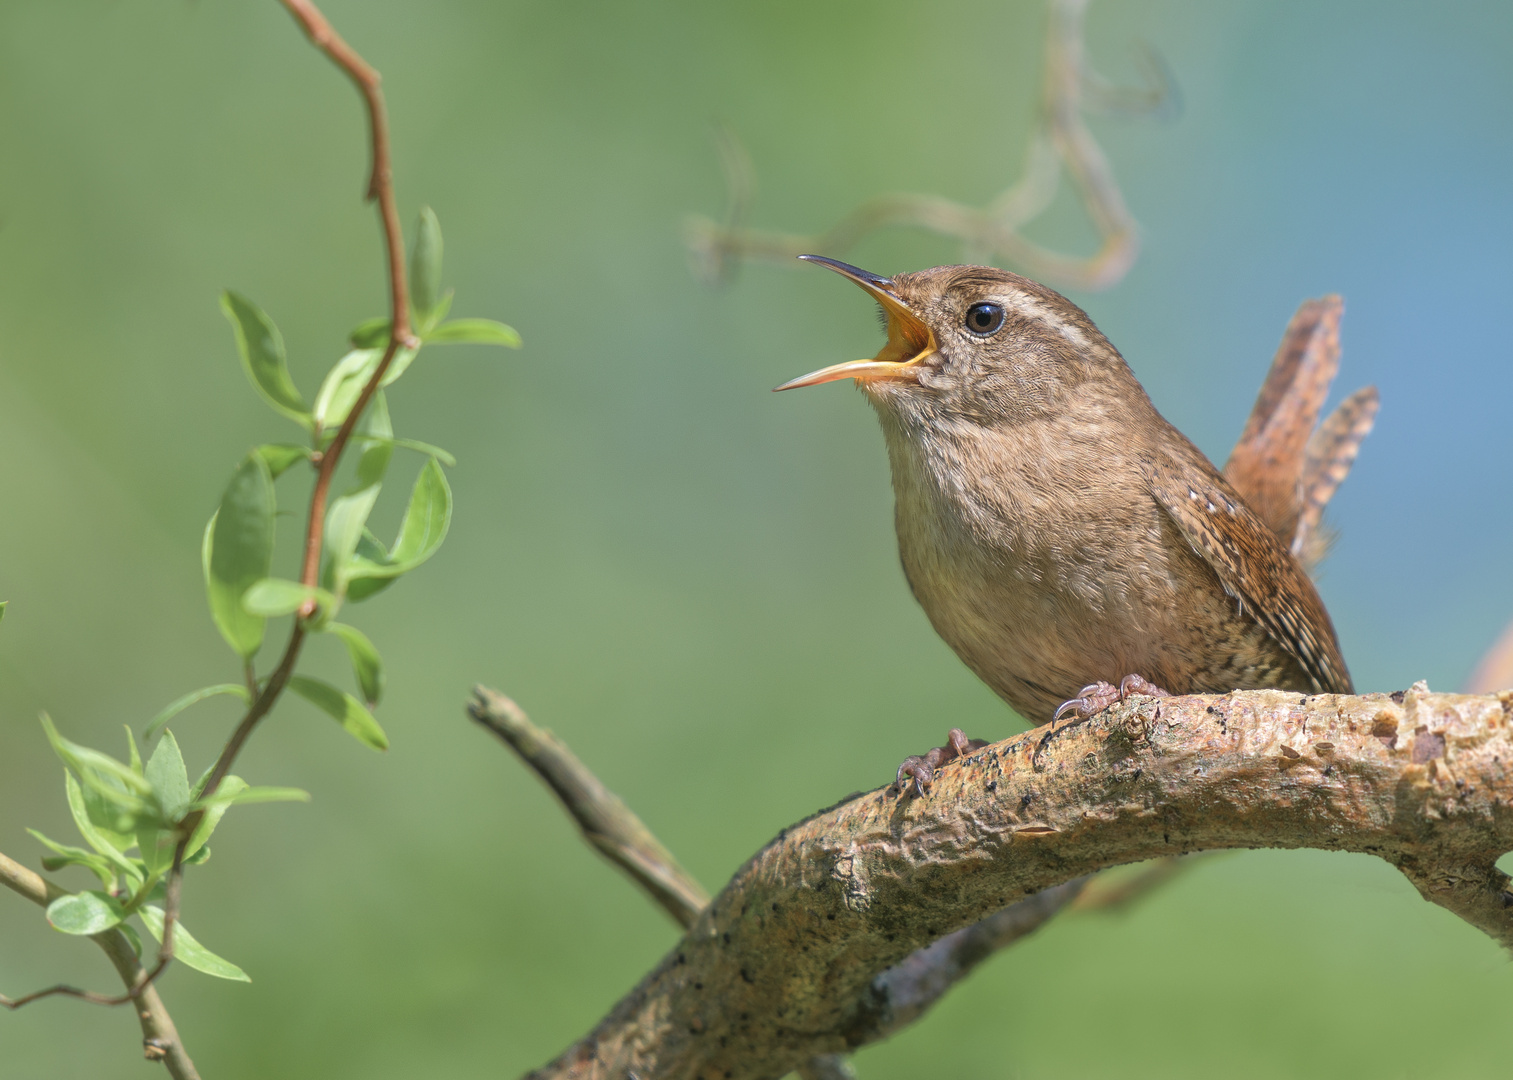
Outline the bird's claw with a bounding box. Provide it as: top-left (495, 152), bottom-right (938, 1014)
top-left (1053, 675), bottom-right (1170, 728)
top-left (893, 727), bottom-right (989, 798)
top-left (896, 755), bottom-right (935, 798)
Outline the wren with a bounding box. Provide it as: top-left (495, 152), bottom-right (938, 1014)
top-left (780, 257), bottom-right (1371, 795)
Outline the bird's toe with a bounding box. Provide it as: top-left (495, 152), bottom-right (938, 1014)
top-left (1054, 681), bottom-right (1121, 724)
top-left (894, 729), bottom-right (989, 797)
top-left (1118, 674), bottom-right (1170, 699)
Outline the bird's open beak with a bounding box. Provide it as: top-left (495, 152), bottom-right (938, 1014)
top-left (775, 255), bottom-right (937, 391)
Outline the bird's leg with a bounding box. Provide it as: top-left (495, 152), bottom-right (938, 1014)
top-left (894, 727), bottom-right (990, 798)
top-left (1053, 675), bottom-right (1170, 727)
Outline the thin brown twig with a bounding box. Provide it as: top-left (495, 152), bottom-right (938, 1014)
top-left (468, 687), bottom-right (711, 928)
top-left (277, 0), bottom-right (415, 606)
top-left (0, 851), bottom-right (199, 1080)
top-left (195, 0), bottom-right (415, 811)
top-left (685, 0), bottom-right (1153, 291)
top-left (0, 0), bottom-right (415, 1026)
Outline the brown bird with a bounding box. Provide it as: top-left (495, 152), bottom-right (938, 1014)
top-left (780, 256), bottom-right (1376, 794)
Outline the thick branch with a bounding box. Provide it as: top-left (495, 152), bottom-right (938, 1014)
top-left (472, 686), bottom-right (1088, 1079)
top-left (468, 687), bottom-right (710, 928)
top-left (0, 852), bottom-right (198, 1080)
top-left (529, 687), bottom-right (1513, 1079)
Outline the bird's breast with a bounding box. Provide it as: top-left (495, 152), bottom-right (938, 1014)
top-left (877, 411), bottom-right (1228, 720)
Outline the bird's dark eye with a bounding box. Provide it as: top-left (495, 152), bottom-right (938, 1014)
top-left (964, 302), bottom-right (1005, 335)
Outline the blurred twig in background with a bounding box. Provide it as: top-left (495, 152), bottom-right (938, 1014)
top-left (685, 0), bottom-right (1170, 291)
top-left (1072, 854), bottom-right (1209, 912)
top-left (1465, 619), bottom-right (1513, 694)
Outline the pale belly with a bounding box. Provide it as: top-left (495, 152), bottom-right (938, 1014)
top-left (896, 503), bottom-right (1300, 724)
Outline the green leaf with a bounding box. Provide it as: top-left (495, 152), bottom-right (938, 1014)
top-left (344, 531), bottom-right (397, 603)
top-left (145, 731), bottom-right (190, 822)
top-left (410, 206), bottom-right (445, 326)
top-left (313, 349), bottom-right (382, 433)
top-left (377, 344), bottom-right (420, 387)
top-left (206, 453), bottom-right (276, 658)
top-left (344, 316), bottom-right (441, 361)
top-left (190, 785), bottom-right (310, 813)
top-left (355, 390), bottom-right (394, 489)
top-left (135, 824), bottom-right (173, 878)
top-left (29, 830), bottom-right (116, 890)
top-left (140, 906), bottom-right (250, 982)
top-left (144, 685), bottom-right (251, 741)
top-left (47, 891), bottom-right (126, 936)
top-left (220, 292), bottom-right (311, 429)
top-left (288, 676), bottom-right (389, 751)
top-left (63, 773), bottom-right (142, 886)
top-left (347, 434), bottom-right (456, 468)
top-left (256, 443), bottom-right (311, 479)
top-left (345, 458), bottom-right (452, 583)
top-left (348, 316), bottom-right (391, 349)
top-left (388, 458), bottom-right (452, 569)
top-left (241, 578), bottom-right (337, 619)
top-left (423, 288), bottom-right (453, 331)
top-left (323, 622), bottom-right (384, 706)
top-left (0, 600), bottom-right (7, 622)
top-left (124, 725), bottom-right (143, 776)
top-left (323, 486), bottom-right (382, 597)
top-left (424, 318), bottom-right (522, 348)
top-left (117, 920), bottom-right (143, 958)
top-left (185, 775), bottom-right (244, 858)
top-left (75, 781), bottom-right (141, 853)
top-left (136, 730), bottom-right (190, 879)
top-left (42, 715), bottom-right (153, 803)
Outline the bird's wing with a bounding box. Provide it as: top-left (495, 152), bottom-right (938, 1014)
top-left (1146, 446), bottom-right (1353, 694)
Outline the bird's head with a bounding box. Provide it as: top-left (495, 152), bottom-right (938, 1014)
top-left (779, 256), bottom-right (1128, 425)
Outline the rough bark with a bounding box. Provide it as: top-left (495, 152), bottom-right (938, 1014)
top-left (527, 686), bottom-right (1513, 1080)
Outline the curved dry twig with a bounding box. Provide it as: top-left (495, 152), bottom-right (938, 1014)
top-left (685, 0), bottom-right (1160, 291)
top-left (525, 686), bottom-right (1513, 1079)
top-left (469, 687), bottom-right (711, 928)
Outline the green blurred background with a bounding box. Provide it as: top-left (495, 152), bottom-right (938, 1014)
top-left (2, 1), bottom-right (1511, 1076)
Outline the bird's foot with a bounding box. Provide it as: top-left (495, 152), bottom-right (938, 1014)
top-left (1053, 674), bottom-right (1170, 727)
top-left (894, 727), bottom-right (990, 798)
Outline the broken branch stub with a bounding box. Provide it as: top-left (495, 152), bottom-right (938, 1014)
top-left (528, 687), bottom-right (1513, 1080)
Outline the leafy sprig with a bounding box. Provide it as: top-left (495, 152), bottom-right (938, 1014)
top-left (28, 206), bottom-right (516, 991)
